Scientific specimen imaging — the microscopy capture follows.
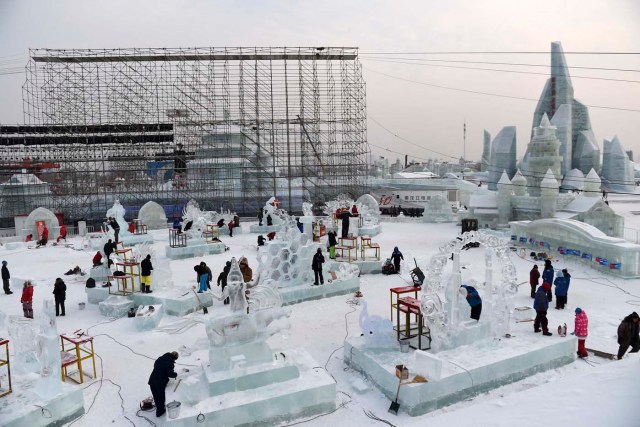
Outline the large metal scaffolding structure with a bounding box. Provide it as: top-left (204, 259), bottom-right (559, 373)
top-left (0, 47), bottom-right (369, 225)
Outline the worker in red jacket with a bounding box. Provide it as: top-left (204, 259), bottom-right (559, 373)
top-left (57, 224), bottom-right (67, 243)
top-left (529, 265), bottom-right (540, 299)
top-left (36, 226), bottom-right (49, 248)
top-left (92, 251), bottom-right (103, 266)
top-left (21, 280), bottom-right (34, 318)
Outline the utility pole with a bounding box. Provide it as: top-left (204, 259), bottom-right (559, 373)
top-left (462, 120), bottom-right (466, 180)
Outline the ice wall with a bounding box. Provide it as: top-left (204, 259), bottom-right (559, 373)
top-left (488, 127), bottom-right (517, 191)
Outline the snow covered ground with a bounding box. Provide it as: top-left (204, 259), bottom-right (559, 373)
top-left (0, 218), bottom-right (639, 427)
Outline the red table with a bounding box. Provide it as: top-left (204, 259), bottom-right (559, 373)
top-left (390, 286), bottom-right (420, 320)
top-left (396, 296), bottom-right (431, 350)
top-left (60, 334), bottom-right (97, 384)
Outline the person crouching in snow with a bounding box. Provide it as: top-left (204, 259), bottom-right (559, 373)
top-left (460, 284), bottom-right (482, 321)
top-left (572, 308), bottom-right (588, 358)
top-left (534, 283), bottom-right (553, 336)
top-left (21, 280), bottom-right (34, 318)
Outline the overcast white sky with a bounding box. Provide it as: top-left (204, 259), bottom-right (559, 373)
top-left (0, 0), bottom-right (638, 162)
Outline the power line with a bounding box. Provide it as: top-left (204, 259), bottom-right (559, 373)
top-left (360, 51), bottom-right (640, 55)
top-left (367, 114), bottom-right (459, 160)
top-left (361, 58), bottom-right (640, 84)
top-left (358, 56), bottom-right (640, 73)
top-left (362, 65), bottom-right (640, 113)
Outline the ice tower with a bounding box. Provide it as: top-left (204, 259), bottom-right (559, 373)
top-left (481, 130), bottom-right (491, 172)
top-left (531, 42), bottom-right (600, 175)
top-left (601, 136), bottom-right (636, 193)
top-left (487, 126), bottom-right (517, 190)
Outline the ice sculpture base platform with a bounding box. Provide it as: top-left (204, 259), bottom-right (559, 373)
top-left (87, 287), bottom-right (214, 316)
top-left (328, 259), bottom-right (381, 274)
top-left (165, 348), bottom-right (336, 427)
top-left (355, 224), bottom-right (382, 237)
top-left (217, 226), bottom-right (244, 236)
top-left (249, 224), bottom-right (282, 234)
top-left (165, 241), bottom-right (226, 260)
top-left (133, 288), bottom-right (213, 316)
top-left (281, 277), bottom-right (360, 306)
top-left (119, 233), bottom-right (155, 247)
top-left (0, 377), bottom-right (84, 427)
top-left (344, 328), bottom-right (576, 416)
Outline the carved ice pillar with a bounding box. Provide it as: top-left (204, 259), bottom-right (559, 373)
top-left (35, 300), bottom-right (62, 399)
top-left (483, 247), bottom-right (493, 316)
top-left (497, 171), bottom-right (512, 228)
top-left (540, 169), bottom-right (560, 219)
top-left (445, 251), bottom-right (463, 328)
top-left (8, 315), bottom-right (38, 374)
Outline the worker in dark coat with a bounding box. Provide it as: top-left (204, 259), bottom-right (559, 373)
top-left (148, 351), bottom-right (179, 417)
top-left (104, 239), bottom-right (115, 267)
top-left (533, 283), bottom-right (552, 336)
top-left (340, 208), bottom-right (352, 238)
top-left (257, 235), bottom-right (266, 247)
top-left (141, 255), bottom-right (153, 293)
top-left (529, 265), bottom-right (540, 299)
top-left (391, 246), bottom-right (404, 274)
top-left (258, 208), bottom-right (264, 226)
top-left (311, 248), bottom-right (325, 286)
top-left (217, 261), bottom-right (231, 304)
top-left (267, 214), bottom-right (273, 226)
top-left (2, 260), bottom-right (12, 294)
top-left (53, 277), bottom-right (67, 316)
top-left (617, 312), bottom-right (640, 360)
top-left (542, 259), bottom-right (554, 302)
top-left (460, 284), bottom-right (482, 320)
top-left (108, 217), bottom-right (120, 243)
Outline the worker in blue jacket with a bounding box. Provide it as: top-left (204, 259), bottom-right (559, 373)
top-left (460, 284), bottom-right (482, 321)
top-left (553, 268), bottom-right (571, 310)
top-left (542, 259), bottom-right (554, 302)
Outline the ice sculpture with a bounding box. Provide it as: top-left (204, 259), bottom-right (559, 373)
top-left (99, 295), bottom-right (134, 318)
top-left (181, 199), bottom-right (211, 240)
top-left (205, 257), bottom-right (290, 370)
top-left (323, 193), bottom-right (354, 217)
top-left (524, 114), bottom-right (562, 197)
top-left (106, 200), bottom-right (131, 238)
top-left (134, 304), bottom-right (164, 331)
top-left (302, 202), bottom-right (314, 217)
top-left (420, 231), bottom-right (518, 352)
top-left (34, 300), bottom-right (62, 399)
top-left (481, 129), bottom-right (491, 172)
top-left (422, 194), bottom-right (454, 223)
top-left (359, 299), bottom-right (395, 348)
top-left (355, 194), bottom-right (381, 226)
top-left (8, 315), bottom-right (38, 373)
top-left (137, 201), bottom-right (168, 229)
top-left (262, 196), bottom-right (285, 225)
top-left (255, 215), bottom-right (319, 288)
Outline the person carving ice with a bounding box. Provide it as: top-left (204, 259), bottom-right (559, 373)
top-left (141, 254), bottom-right (153, 294)
top-left (340, 207), bottom-right (352, 238)
top-left (460, 284), bottom-right (482, 321)
top-left (148, 351), bottom-right (179, 418)
top-left (108, 217), bottom-right (120, 244)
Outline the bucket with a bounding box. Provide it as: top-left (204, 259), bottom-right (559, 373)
top-left (399, 339), bottom-right (410, 353)
top-left (166, 401), bottom-right (181, 419)
top-left (78, 302), bottom-right (86, 311)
